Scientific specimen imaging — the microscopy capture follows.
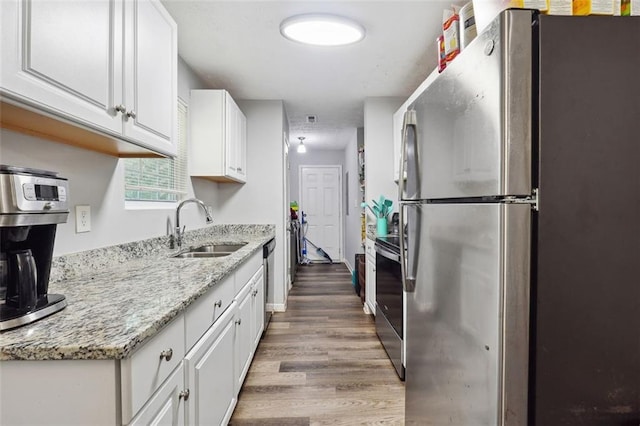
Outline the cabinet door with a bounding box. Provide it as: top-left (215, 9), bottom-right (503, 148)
top-left (236, 109), bottom-right (247, 180)
top-left (184, 304), bottom-right (237, 426)
top-left (251, 268), bottom-right (265, 352)
top-left (251, 270), bottom-right (265, 349)
top-left (129, 363), bottom-right (185, 426)
top-left (0, 0), bottom-right (122, 133)
top-left (123, 0), bottom-right (177, 156)
top-left (224, 94), bottom-right (238, 177)
top-left (235, 283), bottom-right (253, 392)
top-left (121, 315), bottom-right (185, 424)
top-left (366, 255), bottom-right (376, 315)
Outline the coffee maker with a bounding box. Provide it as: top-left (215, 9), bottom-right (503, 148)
top-left (0, 165), bottom-right (69, 331)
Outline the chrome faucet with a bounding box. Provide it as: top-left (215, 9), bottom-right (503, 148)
top-left (171, 198), bottom-right (213, 249)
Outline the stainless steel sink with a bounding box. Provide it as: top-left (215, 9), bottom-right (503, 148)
top-left (191, 243), bottom-right (247, 253)
top-left (171, 242), bottom-right (247, 259)
top-left (172, 252), bottom-right (231, 259)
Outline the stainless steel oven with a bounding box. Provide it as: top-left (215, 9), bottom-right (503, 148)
top-left (375, 236), bottom-right (404, 380)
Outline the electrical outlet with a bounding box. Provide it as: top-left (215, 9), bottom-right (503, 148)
top-left (75, 205), bottom-right (91, 233)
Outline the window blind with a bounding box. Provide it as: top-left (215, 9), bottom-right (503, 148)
top-left (124, 100), bottom-right (188, 202)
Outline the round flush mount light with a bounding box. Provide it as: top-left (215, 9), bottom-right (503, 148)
top-left (280, 14), bottom-right (366, 46)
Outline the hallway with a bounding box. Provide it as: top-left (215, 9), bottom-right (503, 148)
top-left (230, 263), bottom-right (405, 425)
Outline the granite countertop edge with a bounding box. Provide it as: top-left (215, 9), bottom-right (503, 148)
top-left (0, 224), bottom-right (275, 361)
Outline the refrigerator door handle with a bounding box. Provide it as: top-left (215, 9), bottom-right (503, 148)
top-left (399, 203), bottom-right (419, 293)
top-left (398, 110), bottom-right (418, 201)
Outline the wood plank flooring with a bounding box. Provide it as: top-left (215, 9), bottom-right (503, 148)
top-left (230, 263), bottom-right (405, 425)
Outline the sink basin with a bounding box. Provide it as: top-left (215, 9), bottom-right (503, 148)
top-left (171, 242), bottom-right (247, 259)
top-left (172, 252), bottom-right (231, 259)
top-left (191, 243), bottom-right (247, 253)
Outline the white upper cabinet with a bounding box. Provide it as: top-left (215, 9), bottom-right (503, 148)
top-left (0, 0), bottom-right (177, 157)
top-left (1, 0), bottom-right (122, 133)
top-left (190, 89), bottom-right (247, 183)
top-left (122, 0), bottom-right (177, 155)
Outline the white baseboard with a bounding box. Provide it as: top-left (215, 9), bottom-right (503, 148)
top-left (343, 259), bottom-right (354, 273)
top-left (269, 303), bottom-right (287, 312)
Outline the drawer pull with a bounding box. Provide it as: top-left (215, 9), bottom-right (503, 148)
top-left (235, 318), bottom-right (242, 325)
top-left (214, 300), bottom-right (223, 308)
top-left (179, 389), bottom-right (190, 401)
top-left (159, 348), bottom-right (173, 362)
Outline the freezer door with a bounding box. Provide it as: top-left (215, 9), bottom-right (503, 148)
top-left (407, 9), bottom-right (533, 200)
top-left (405, 203), bottom-right (531, 425)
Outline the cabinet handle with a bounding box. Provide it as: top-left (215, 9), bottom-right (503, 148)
top-left (114, 104), bottom-right (126, 114)
top-left (126, 110), bottom-right (137, 119)
top-left (159, 348), bottom-right (173, 361)
top-left (214, 300), bottom-right (222, 308)
top-left (235, 318), bottom-right (242, 325)
top-left (179, 389), bottom-right (190, 401)
top-left (237, 167), bottom-right (243, 172)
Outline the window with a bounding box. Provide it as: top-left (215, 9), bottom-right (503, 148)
top-left (124, 99), bottom-right (188, 203)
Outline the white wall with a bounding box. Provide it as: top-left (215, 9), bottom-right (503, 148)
top-left (343, 128), bottom-right (365, 271)
top-left (215, 100), bottom-right (289, 311)
top-left (0, 57), bottom-right (216, 255)
top-left (364, 97), bottom-right (402, 229)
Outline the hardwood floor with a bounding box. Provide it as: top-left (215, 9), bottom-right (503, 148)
top-left (230, 263), bottom-right (405, 425)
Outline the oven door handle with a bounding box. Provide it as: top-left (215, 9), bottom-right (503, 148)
top-left (374, 244), bottom-right (401, 263)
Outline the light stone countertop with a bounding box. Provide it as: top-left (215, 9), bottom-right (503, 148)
top-left (0, 224), bottom-right (275, 361)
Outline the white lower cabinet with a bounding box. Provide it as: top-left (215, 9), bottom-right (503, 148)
top-left (365, 238), bottom-right (377, 315)
top-left (121, 315), bottom-right (186, 423)
top-left (235, 266), bottom-right (265, 393)
top-left (184, 302), bottom-right (238, 426)
top-left (251, 269), bottom-right (265, 349)
top-left (0, 250), bottom-right (266, 426)
top-left (235, 280), bottom-right (254, 392)
top-left (129, 363), bottom-right (185, 426)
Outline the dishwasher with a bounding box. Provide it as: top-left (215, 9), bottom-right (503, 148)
top-left (262, 238), bottom-right (276, 335)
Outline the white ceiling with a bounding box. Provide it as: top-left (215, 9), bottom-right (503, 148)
top-left (161, 1), bottom-right (451, 150)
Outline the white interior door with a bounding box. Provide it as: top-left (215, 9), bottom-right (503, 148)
top-left (299, 166), bottom-right (342, 263)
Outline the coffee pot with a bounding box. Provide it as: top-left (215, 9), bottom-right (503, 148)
top-left (5, 249), bottom-right (38, 311)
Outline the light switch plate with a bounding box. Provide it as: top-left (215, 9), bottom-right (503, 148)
top-left (75, 205), bottom-right (91, 233)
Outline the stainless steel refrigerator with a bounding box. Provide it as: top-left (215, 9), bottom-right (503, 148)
top-left (399, 9), bottom-right (640, 425)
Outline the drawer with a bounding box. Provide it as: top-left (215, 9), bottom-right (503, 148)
top-left (185, 273), bottom-right (235, 351)
top-left (121, 314), bottom-right (185, 424)
top-left (235, 250), bottom-right (262, 293)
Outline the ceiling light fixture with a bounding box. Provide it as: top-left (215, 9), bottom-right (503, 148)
top-left (280, 14), bottom-right (366, 46)
top-left (297, 136), bottom-right (307, 153)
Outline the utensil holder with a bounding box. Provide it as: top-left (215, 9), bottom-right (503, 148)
top-left (376, 218), bottom-right (388, 236)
